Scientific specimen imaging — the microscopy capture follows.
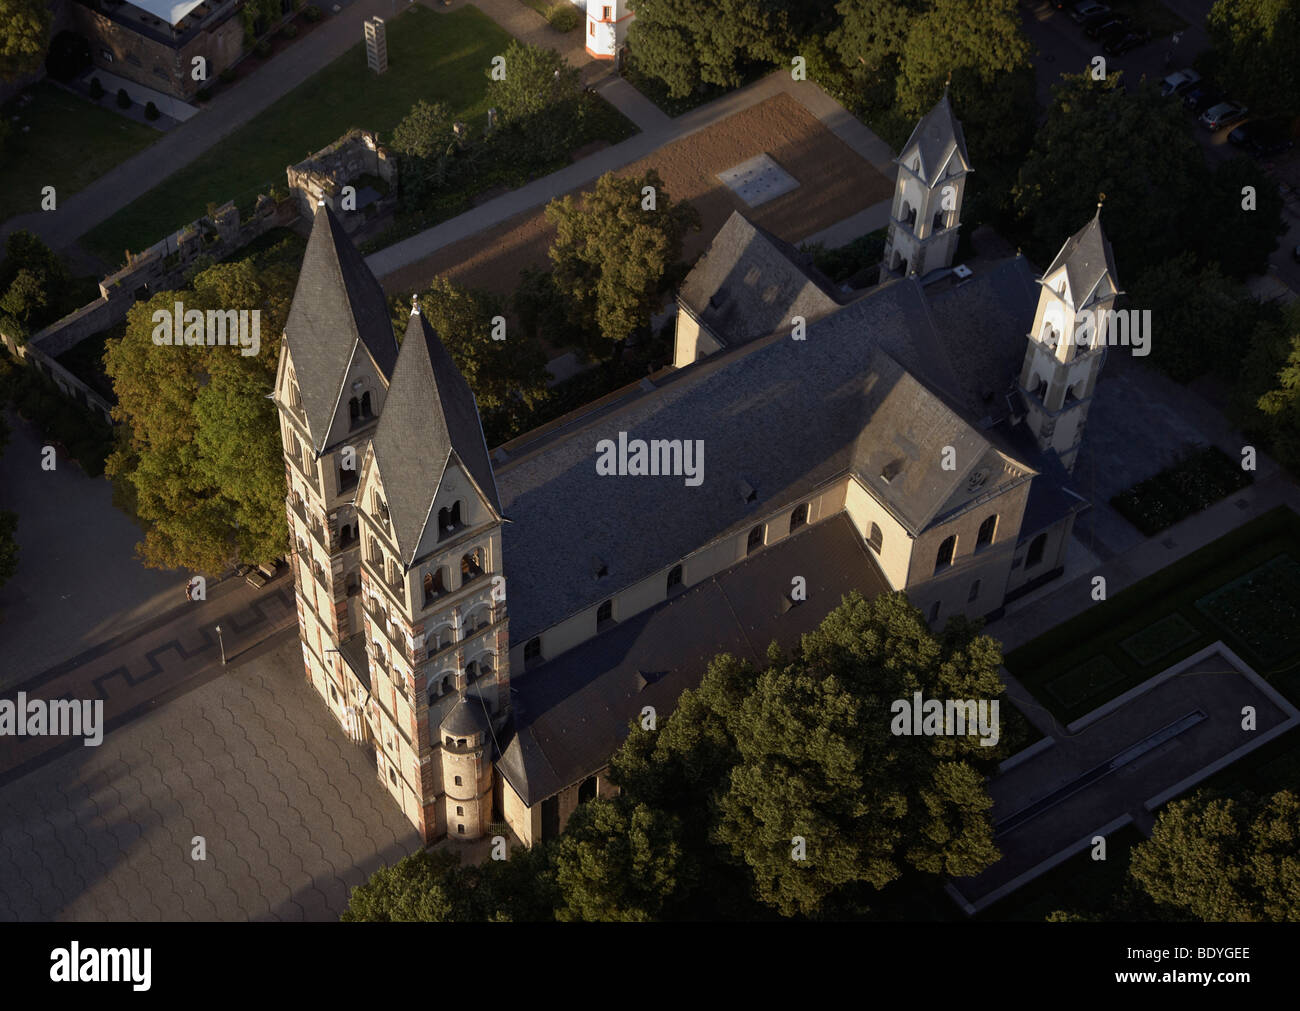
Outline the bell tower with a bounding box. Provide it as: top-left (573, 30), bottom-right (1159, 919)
top-left (880, 89), bottom-right (971, 283)
top-left (1018, 204), bottom-right (1120, 472)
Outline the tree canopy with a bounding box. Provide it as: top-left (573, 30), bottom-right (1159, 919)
top-left (1206, 0), bottom-right (1300, 116)
top-left (1130, 790), bottom-right (1300, 921)
top-left (545, 168), bottom-right (699, 345)
top-left (390, 100), bottom-right (458, 203)
top-left (0, 0), bottom-right (51, 82)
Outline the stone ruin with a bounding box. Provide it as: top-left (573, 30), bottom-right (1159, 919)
top-left (286, 129), bottom-right (398, 231)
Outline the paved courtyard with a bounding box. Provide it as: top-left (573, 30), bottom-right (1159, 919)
top-left (0, 637), bottom-right (421, 921)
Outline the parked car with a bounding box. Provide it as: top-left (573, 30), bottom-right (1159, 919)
top-left (1085, 13), bottom-right (1130, 38)
top-left (1228, 117), bottom-right (1295, 157)
top-left (1183, 84), bottom-right (1223, 114)
top-left (1104, 29), bottom-right (1150, 54)
top-left (1160, 69), bottom-right (1200, 97)
top-left (1071, 1), bottom-right (1110, 23)
top-left (1200, 101), bottom-right (1249, 131)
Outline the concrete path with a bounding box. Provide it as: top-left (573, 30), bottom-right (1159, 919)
top-left (366, 69), bottom-right (898, 279)
top-left (0, 637), bottom-right (420, 921)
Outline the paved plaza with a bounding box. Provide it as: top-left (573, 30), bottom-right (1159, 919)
top-left (0, 638), bottom-right (421, 921)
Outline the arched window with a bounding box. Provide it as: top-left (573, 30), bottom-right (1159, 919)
top-left (789, 502), bottom-right (808, 534)
top-left (1027, 532), bottom-right (1048, 569)
top-left (423, 568), bottom-right (447, 605)
top-left (430, 624), bottom-right (453, 652)
top-left (867, 522), bottom-right (883, 554)
top-left (932, 209), bottom-right (946, 234)
top-left (478, 653), bottom-right (494, 675)
top-left (438, 502), bottom-right (462, 539)
top-left (289, 382), bottom-right (302, 413)
top-left (368, 536), bottom-right (381, 565)
top-left (524, 637), bottom-right (542, 668)
top-left (348, 396), bottom-right (360, 425)
top-left (747, 525), bottom-right (765, 555)
top-left (596, 599), bottom-right (613, 627)
top-left (361, 391), bottom-right (373, 418)
top-left (461, 549), bottom-right (484, 584)
top-left (976, 515), bottom-right (997, 552)
top-left (934, 535), bottom-right (956, 574)
top-left (441, 674), bottom-right (452, 695)
top-left (578, 776), bottom-right (597, 805)
top-left (667, 564), bottom-right (683, 594)
top-left (465, 660), bottom-right (478, 681)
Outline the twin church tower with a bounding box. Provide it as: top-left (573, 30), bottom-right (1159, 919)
top-left (272, 92), bottom-right (1119, 846)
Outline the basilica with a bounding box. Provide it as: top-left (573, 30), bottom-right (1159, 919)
top-left (273, 92), bottom-right (1120, 846)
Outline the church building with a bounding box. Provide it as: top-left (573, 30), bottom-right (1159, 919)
top-left (272, 93), bottom-right (1119, 848)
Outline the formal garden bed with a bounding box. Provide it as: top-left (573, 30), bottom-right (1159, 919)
top-left (1110, 445), bottom-right (1253, 536)
top-left (1005, 506), bottom-right (1300, 725)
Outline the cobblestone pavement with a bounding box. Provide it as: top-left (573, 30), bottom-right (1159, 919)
top-left (0, 638), bottom-right (421, 921)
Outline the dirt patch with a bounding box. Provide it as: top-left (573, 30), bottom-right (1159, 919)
top-left (380, 92), bottom-right (893, 297)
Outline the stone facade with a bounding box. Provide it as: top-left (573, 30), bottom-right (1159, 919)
top-left (286, 130), bottom-right (399, 233)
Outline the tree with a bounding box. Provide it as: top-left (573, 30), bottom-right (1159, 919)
top-left (827, 0), bottom-right (919, 109)
top-left (1232, 300), bottom-right (1300, 476)
top-left (551, 797), bottom-right (694, 921)
top-left (0, 510), bottom-right (17, 591)
top-left (1203, 156), bottom-right (1287, 279)
top-left (0, 0), bottom-right (51, 82)
top-left (626, 0), bottom-right (791, 99)
top-left (1130, 790), bottom-right (1300, 921)
top-left (894, 0), bottom-right (1031, 120)
top-left (1126, 254), bottom-right (1264, 383)
top-left (711, 593), bottom-right (1004, 917)
top-left (104, 253), bottom-right (295, 574)
top-left (486, 40), bottom-right (581, 126)
top-left (1207, 0), bottom-right (1300, 116)
top-left (402, 277), bottom-right (550, 444)
top-left (390, 100), bottom-right (458, 202)
top-left (0, 269), bottom-right (50, 338)
top-left (341, 849), bottom-right (467, 921)
top-left (545, 168), bottom-right (700, 346)
top-left (1014, 74), bottom-right (1209, 281)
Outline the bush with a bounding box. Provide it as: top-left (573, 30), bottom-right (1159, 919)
top-left (546, 3), bottom-right (580, 31)
top-left (219, 68), bottom-right (237, 84)
top-left (116, 88), bottom-right (131, 110)
top-left (255, 39), bottom-right (271, 57)
top-left (89, 77), bottom-right (104, 101)
top-left (144, 101), bottom-right (160, 121)
top-left (304, 4), bottom-right (323, 21)
top-left (281, 22), bottom-right (299, 39)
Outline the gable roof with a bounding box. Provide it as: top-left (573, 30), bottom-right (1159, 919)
top-left (899, 91), bottom-right (970, 186)
top-left (369, 306), bottom-right (500, 566)
top-left (494, 264), bottom-right (1042, 644)
top-left (1044, 209), bottom-right (1120, 306)
top-left (283, 204), bottom-right (399, 450)
top-left (677, 211), bottom-right (842, 347)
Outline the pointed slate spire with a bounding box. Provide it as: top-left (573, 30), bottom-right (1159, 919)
top-left (369, 305), bottom-right (501, 566)
top-left (283, 203), bottom-right (399, 449)
top-left (898, 90), bottom-right (971, 186)
top-left (1044, 202), bottom-right (1120, 306)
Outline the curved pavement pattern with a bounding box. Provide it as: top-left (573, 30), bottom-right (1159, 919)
top-left (0, 638), bottom-right (421, 921)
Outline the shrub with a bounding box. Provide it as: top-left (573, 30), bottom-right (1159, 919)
top-left (304, 4), bottom-right (323, 21)
top-left (281, 22), bottom-right (299, 38)
top-left (546, 3), bottom-right (580, 31)
top-left (116, 88), bottom-right (131, 109)
top-left (255, 39), bottom-right (271, 57)
top-left (144, 101), bottom-right (160, 121)
top-left (89, 77), bottom-right (104, 101)
top-left (219, 68), bottom-right (237, 84)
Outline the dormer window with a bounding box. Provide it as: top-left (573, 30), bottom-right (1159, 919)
top-left (881, 458), bottom-right (904, 483)
top-left (438, 502), bottom-right (462, 540)
top-left (373, 492), bottom-right (390, 529)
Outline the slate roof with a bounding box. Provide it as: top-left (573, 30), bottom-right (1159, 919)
top-left (899, 91), bottom-right (970, 185)
top-left (495, 262), bottom-right (1042, 644)
top-left (497, 514), bottom-right (889, 805)
top-left (1044, 209), bottom-right (1120, 306)
top-left (283, 204), bottom-right (399, 450)
top-left (441, 695), bottom-right (492, 737)
top-left (677, 211), bottom-right (843, 347)
top-left (369, 306), bottom-right (502, 567)
top-left (338, 632), bottom-right (371, 694)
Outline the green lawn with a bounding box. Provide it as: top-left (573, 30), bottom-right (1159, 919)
top-left (0, 83), bottom-right (159, 226)
top-left (82, 5), bottom-right (513, 266)
top-left (1005, 506), bottom-right (1300, 725)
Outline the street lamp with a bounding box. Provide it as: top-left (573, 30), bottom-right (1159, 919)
top-left (215, 624), bottom-right (227, 665)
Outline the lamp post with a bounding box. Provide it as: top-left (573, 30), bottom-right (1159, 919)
top-left (215, 624), bottom-right (227, 665)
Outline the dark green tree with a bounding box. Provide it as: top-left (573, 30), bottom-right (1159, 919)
top-left (1206, 0), bottom-right (1300, 115)
top-left (1202, 155), bottom-right (1288, 279)
top-left (1014, 74), bottom-right (1208, 280)
top-left (1130, 790), bottom-right (1300, 921)
top-left (390, 100), bottom-right (458, 202)
top-left (626, 0), bottom-right (792, 99)
top-left (341, 849), bottom-right (468, 921)
top-left (1232, 299), bottom-right (1300, 476)
top-left (0, 0), bottom-right (52, 82)
top-left (545, 168), bottom-right (700, 346)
